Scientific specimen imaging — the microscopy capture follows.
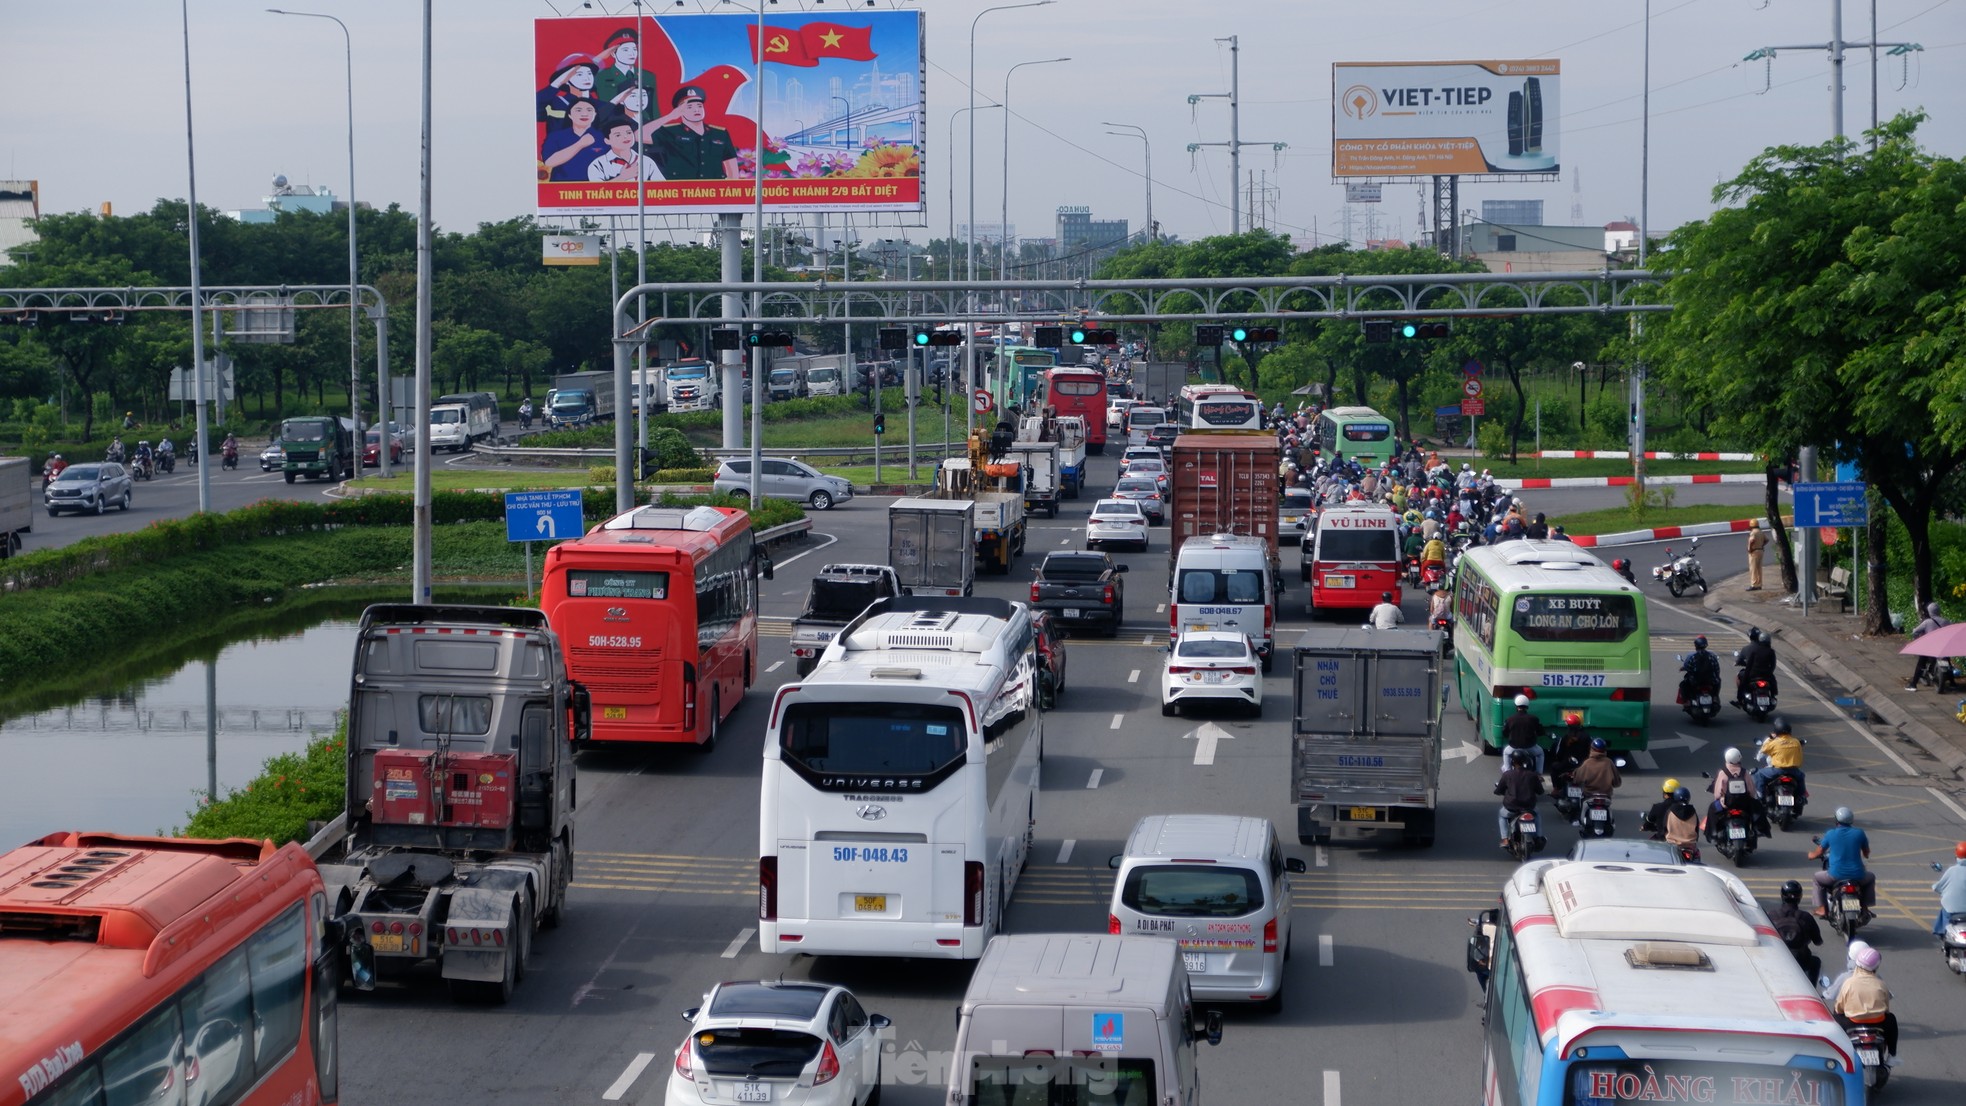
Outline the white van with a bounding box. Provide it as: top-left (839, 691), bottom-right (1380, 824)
top-left (1125, 405), bottom-right (1168, 448)
top-left (1107, 815), bottom-right (1305, 1009)
top-left (950, 934), bottom-right (1222, 1106)
top-left (1171, 534), bottom-right (1277, 671)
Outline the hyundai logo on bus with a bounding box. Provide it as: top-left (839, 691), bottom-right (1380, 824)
top-left (505, 489), bottom-right (585, 543)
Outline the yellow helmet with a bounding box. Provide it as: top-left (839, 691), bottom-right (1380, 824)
top-left (1662, 777), bottom-right (1680, 795)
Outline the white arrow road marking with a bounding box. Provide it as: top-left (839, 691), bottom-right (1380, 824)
top-left (1441, 740), bottom-right (1483, 764)
top-left (1650, 732), bottom-right (1711, 753)
top-left (1186, 722), bottom-right (1235, 766)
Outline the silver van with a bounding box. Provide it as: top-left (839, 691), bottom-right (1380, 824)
top-left (1172, 535), bottom-right (1278, 671)
top-left (950, 934), bottom-right (1222, 1106)
top-left (1107, 814), bottom-right (1305, 1010)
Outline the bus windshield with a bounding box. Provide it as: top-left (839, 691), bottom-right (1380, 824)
top-left (1511, 594), bottom-right (1639, 643)
top-left (1317, 529), bottom-right (1398, 563)
top-left (779, 702), bottom-right (968, 778)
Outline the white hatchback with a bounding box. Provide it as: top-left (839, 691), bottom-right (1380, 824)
top-left (1086, 498), bottom-right (1149, 551)
top-left (1161, 630), bottom-right (1262, 717)
top-left (666, 981), bottom-right (890, 1106)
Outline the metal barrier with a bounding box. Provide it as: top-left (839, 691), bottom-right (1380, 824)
top-left (475, 441), bottom-right (966, 467)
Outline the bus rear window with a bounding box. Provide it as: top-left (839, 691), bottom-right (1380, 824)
top-left (1052, 380), bottom-right (1101, 396)
top-left (1511, 594), bottom-right (1638, 643)
top-left (780, 703), bottom-right (968, 783)
top-left (567, 570), bottom-right (668, 600)
top-left (1315, 529), bottom-right (1398, 563)
top-left (1342, 423), bottom-right (1391, 442)
top-left (1177, 569), bottom-right (1265, 605)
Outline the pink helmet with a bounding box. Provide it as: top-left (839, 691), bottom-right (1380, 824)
top-left (1849, 941), bottom-right (1881, 972)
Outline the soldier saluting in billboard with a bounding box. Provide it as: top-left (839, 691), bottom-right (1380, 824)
top-left (648, 85), bottom-right (741, 180)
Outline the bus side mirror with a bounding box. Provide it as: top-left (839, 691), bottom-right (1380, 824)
top-left (757, 549), bottom-right (774, 580)
top-left (1466, 909), bottom-right (1498, 979)
top-left (1203, 1009), bottom-right (1224, 1047)
top-left (570, 685), bottom-right (593, 742)
top-left (328, 917), bottom-right (377, 991)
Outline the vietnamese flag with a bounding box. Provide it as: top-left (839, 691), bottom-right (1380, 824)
top-left (749, 25), bottom-right (816, 67)
top-left (799, 22), bottom-right (876, 63)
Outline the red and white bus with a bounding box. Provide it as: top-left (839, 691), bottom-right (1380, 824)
top-left (1176, 383), bottom-right (1264, 431)
top-left (1, 832), bottom-right (342, 1106)
top-left (1301, 503), bottom-right (1403, 616)
top-left (1040, 366), bottom-right (1108, 454)
top-left (541, 503), bottom-right (767, 749)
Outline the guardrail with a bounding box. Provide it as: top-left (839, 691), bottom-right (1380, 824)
top-left (476, 441), bottom-right (969, 467)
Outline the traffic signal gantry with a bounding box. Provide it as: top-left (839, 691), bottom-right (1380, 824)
top-left (1363, 318), bottom-right (1450, 342)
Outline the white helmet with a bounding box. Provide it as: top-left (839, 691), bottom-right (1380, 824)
top-left (1724, 747), bottom-right (1742, 766)
top-left (1462, 462), bottom-right (1471, 471)
top-left (1514, 694), bottom-right (1530, 709)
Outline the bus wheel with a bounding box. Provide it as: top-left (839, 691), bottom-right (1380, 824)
top-left (696, 690), bottom-right (720, 754)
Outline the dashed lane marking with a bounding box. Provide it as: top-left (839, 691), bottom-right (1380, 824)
top-left (1086, 768), bottom-right (1104, 789)
top-left (602, 1053), bottom-right (656, 1101)
top-left (721, 928), bottom-right (756, 958)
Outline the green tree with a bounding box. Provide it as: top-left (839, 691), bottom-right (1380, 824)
top-left (1645, 113), bottom-right (1966, 629)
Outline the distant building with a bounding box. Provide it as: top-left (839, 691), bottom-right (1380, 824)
top-left (1604, 220), bottom-right (1641, 254)
top-left (0, 180), bottom-right (40, 264)
top-left (1481, 199), bottom-right (1544, 226)
top-left (1055, 207), bottom-right (1128, 258)
top-left (226, 174), bottom-right (345, 224)
top-left (1458, 221), bottom-right (1616, 272)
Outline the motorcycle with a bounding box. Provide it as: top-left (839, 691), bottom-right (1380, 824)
top-left (1405, 555), bottom-right (1422, 587)
top-left (1736, 667), bottom-right (1778, 722)
top-left (1676, 654), bottom-right (1723, 725)
top-left (1430, 611), bottom-right (1453, 655)
top-left (1506, 809), bottom-right (1547, 863)
top-left (1815, 837), bottom-right (1872, 939)
top-left (130, 455), bottom-right (153, 481)
top-left (1763, 753), bottom-right (1808, 830)
top-left (1420, 559), bottom-right (1447, 589)
top-left (1577, 792), bottom-right (1616, 838)
top-left (1932, 863), bottom-right (1966, 977)
top-left (1672, 842), bottom-right (1704, 864)
top-left (1709, 803), bottom-right (1758, 867)
top-left (1652, 536), bottom-right (1710, 597)
top-left (1847, 1023), bottom-right (1892, 1091)
top-left (221, 446), bottom-right (240, 471)
top-left (157, 450), bottom-right (176, 474)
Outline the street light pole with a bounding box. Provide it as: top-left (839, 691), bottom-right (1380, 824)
top-left (946, 104), bottom-right (1000, 281)
top-left (178, 0), bottom-right (211, 514)
top-left (267, 8), bottom-right (374, 473)
top-left (1001, 57), bottom-right (1069, 286)
top-left (968, 0), bottom-right (1053, 442)
top-left (1103, 122), bottom-right (1152, 244)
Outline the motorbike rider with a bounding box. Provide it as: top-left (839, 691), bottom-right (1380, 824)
top-left (1426, 584), bottom-right (1452, 627)
top-left (1679, 635), bottom-right (1722, 703)
top-left (221, 433), bottom-right (240, 463)
top-left (1735, 626), bottom-right (1779, 706)
top-left (122, 410), bottom-right (137, 430)
top-left (1570, 737), bottom-right (1623, 798)
top-left (1808, 807), bottom-right (1875, 920)
top-left (1766, 879), bottom-right (1824, 983)
top-left (1502, 694), bottom-right (1545, 776)
top-left (1641, 777), bottom-right (1683, 836)
top-left (1369, 591), bottom-right (1404, 631)
top-left (133, 440), bottom-right (153, 475)
top-left (1420, 533), bottom-right (1448, 578)
top-left (42, 453), bottom-right (66, 484)
top-left (1548, 715), bottom-right (1593, 792)
top-left (519, 396), bottom-right (535, 429)
top-left (1610, 557), bottom-right (1635, 584)
top-left (1655, 786), bottom-right (1702, 854)
top-left (1825, 942), bottom-right (1898, 1065)
top-left (1932, 841), bottom-right (1966, 938)
top-left (106, 438), bottom-right (125, 463)
top-left (1754, 716), bottom-right (1807, 795)
top-left (1708, 747), bottom-right (1769, 839)
top-left (1494, 750), bottom-right (1544, 849)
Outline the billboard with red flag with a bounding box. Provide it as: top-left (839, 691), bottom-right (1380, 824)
top-left (533, 11), bottom-right (923, 216)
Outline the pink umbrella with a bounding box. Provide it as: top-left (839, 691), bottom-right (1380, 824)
top-left (1899, 620), bottom-right (1966, 657)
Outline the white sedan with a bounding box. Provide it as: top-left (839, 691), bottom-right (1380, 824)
top-left (1161, 631), bottom-right (1263, 717)
top-left (1086, 498), bottom-right (1149, 551)
top-left (1123, 456), bottom-right (1170, 493)
top-left (666, 981), bottom-right (890, 1106)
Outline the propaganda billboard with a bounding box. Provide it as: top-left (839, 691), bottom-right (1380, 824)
top-left (533, 12), bottom-right (924, 216)
top-left (1332, 60), bottom-right (1559, 178)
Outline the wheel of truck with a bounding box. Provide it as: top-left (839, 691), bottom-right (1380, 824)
top-left (796, 657), bottom-right (816, 677)
top-left (285, 472), bottom-right (296, 484)
top-left (1403, 809), bottom-right (1437, 849)
top-left (539, 837), bottom-right (569, 929)
top-left (809, 489), bottom-right (834, 510)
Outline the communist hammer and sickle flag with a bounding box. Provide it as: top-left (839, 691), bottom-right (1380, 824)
top-left (748, 22), bottom-right (877, 67)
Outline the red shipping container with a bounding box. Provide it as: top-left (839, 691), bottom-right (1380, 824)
top-left (1168, 432), bottom-right (1280, 571)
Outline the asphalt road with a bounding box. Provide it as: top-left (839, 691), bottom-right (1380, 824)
top-left (315, 460), bottom-right (1961, 1106)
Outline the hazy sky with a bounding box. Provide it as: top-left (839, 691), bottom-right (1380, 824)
top-left (2, 0), bottom-right (1960, 251)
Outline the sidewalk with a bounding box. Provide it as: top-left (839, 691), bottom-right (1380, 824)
top-left (1704, 574), bottom-right (1966, 776)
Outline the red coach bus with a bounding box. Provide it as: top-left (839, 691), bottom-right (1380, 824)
top-left (1042, 366), bottom-right (1108, 454)
top-left (541, 503), bottom-right (768, 749)
top-left (1, 832), bottom-right (344, 1106)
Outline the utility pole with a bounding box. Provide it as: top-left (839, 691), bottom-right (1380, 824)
top-left (1186, 36), bottom-right (1286, 234)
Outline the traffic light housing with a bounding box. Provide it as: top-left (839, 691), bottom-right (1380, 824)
top-left (1034, 325), bottom-right (1064, 347)
top-left (745, 330), bottom-right (796, 348)
top-left (710, 327), bottom-right (743, 351)
top-left (1070, 326), bottom-right (1118, 345)
top-left (877, 327), bottom-right (909, 352)
top-left (914, 328), bottom-right (964, 347)
top-left (1233, 325), bottom-right (1280, 343)
top-left (1362, 319), bottom-right (1393, 343)
top-left (873, 412), bottom-right (886, 436)
top-left (1398, 320), bottom-right (1451, 340)
top-left (1195, 324), bottom-right (1224, 346)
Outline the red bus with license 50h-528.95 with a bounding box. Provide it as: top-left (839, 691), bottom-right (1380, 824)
top-left (540, 503), bottom-right (769, 749)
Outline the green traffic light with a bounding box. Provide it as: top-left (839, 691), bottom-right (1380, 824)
top-left (913, 332), bottom-right (930, 346)
top-left (1070, 329), bottom-right (1087, 344)
top-left (1231, 327), bottom-right (1249, 342)
top-left (1399, 322), bottom-right (1419, 339)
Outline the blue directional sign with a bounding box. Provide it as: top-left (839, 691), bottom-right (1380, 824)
top-left (505, 489), bottom-right (585, 543)
top-left (1792, 481), bottom-right (1868, 527)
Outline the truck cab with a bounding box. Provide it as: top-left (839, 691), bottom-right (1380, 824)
top-left (278, 415), bottom-right (354, 482)
top-left (666, 359), bottom-right (720, 411)
top-left (428, 403), bottom-right (474, 451)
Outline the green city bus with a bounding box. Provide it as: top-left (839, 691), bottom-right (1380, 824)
top-left (1452, 540), bottom-right (1652, 751)
top-left (1315, 405), bottom-right (1396, 467)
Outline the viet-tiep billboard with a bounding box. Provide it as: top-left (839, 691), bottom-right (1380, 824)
top-left (1332, 60), bottom-right (1559, 178)
top-left (533, 11), bottom-right (924, 216)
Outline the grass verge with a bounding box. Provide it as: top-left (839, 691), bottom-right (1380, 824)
top-left (1553, 503), bottom-right (1781, 536)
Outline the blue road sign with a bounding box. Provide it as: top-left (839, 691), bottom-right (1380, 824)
top-left (505, 489), bottom-right (585, 543)
top-left (1792, 481), bottom-right (1868, 527)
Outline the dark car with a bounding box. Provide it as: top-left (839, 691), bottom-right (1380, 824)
top-left (362, 430), bottom-right (404, 468)
top-left (1031, 550), bottom-right (1128, 637)
top-left (1111, 476), bottom-right (1166, 525)
top-left (44, 462), bottom-right (133, 516)
top-left (1033, 610), bottom-right (1069, 709)
top-left (1145, 423), bottom-right (1181, 451)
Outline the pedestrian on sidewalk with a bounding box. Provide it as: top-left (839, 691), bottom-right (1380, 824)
top-left (1906, 601), bottom-right (1949, 691)
top-left (1746, 525), bottom-right (1769, 591)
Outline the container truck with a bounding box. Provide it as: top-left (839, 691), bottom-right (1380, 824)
top-left (888, 498), bottom-right (975, 597)
top-left (0, 456), bottom-right (31, 558)
top-left (319, 604), bottom-right (589, 1003)
top-left (1167, 431), bottom-right (1282, 580)
top-left (1289, 626), bottom-right (1443, 848)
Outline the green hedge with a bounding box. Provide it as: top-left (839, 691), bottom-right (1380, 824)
top-left (177, 721), bottom-right (348, 844)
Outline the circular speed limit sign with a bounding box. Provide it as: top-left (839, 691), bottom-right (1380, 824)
top-left (1462, 378), bottom-right (1484, 398)
top-left (973, 389), bottom-right (994, 414)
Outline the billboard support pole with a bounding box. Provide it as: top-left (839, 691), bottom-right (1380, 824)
top-left (749, 0), bottom-right (766, 515)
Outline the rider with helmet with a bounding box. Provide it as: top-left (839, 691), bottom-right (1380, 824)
top-left (1766, 879), bottom-right (1824, 982)
top-left (1680, 635), bottom-right (1722, 703)
top-left (1549, 714), bottom-right (1593, 790)
top-left (1708, 746), bottom-right (1768, 839)
top-left (1494, 749), bottom-right (1545, 848)
top-left (1933, 842), bottom-right (1966, 937)
top-left (1735, 626), bottom-right (1779, 706)
top-left (1611, 557), bottom-right (1636, 584)
top-left (1808, 807), bottom-right (1875, 919)
top-left (1825, 942), bottom-right (1897, 1064)
top-left (1570, 737), bottom-right (1623, 796)
top-left (1656, 786), bottom-right (1701, 853)
top-left (1755, 716), bottom-right (1807, 794)
top-left (1501, 694), bottom-right (1545, 776)
top-left (1642, 777), bottom-right (1683, 836)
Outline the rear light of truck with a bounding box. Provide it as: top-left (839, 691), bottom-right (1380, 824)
top-left (759, 856), bottom-right (777, 921)
top-left (1264, 603), bottom-right (1274, 641)
top-left (1263, 917), bottom-right (1279, 954)
top-left (964, 861), bottom-right (986, 927)
top-left (1103, 584), bottom-right (1114, 604)
top-left (1031, 582), bottom-right (1041, 602)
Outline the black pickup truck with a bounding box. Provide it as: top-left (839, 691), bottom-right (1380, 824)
top-left (791, 563), bottom-right (906, 674)
top-left (1029, 551), bottom-right (1128, 637)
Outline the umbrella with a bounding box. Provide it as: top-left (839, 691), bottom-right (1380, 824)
top-left (1898, 620), bottom-right (1966, 658)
